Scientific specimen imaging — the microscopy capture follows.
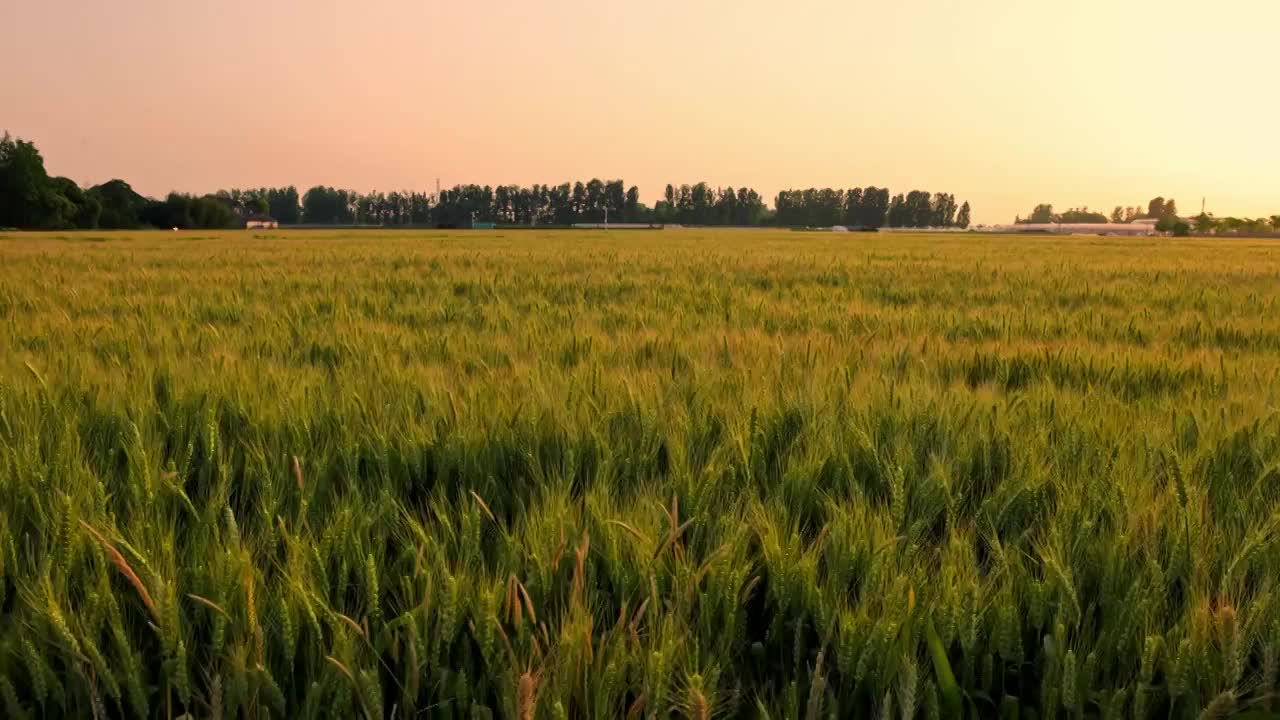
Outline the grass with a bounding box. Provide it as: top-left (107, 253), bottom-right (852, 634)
top-left (1, 228), bottom-right (1279, 718)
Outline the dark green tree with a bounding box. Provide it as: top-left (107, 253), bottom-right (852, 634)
top-left (90, 180), bottom-right (148, 229)
top-left (843, 188), bottom-right (864, 226)
top-left (1147, 197), bottom-right (1164, 218)
top-left (624, 186), bottom-right (640, 222)
top-left (863, 187), bottom-right (890, 228)
top-left (887, 194), bottom-right (907, 227)
top-left (571, 182), bottom-right (587, 221)
top-left (267, 187), bottom-right (301, 224)
top-left (302, 186), bottom-right (358, 224)
top-left (0, 132), bottom-right (73, 228)
top-left (1058, 207), bottom-right (1108, 223)
top-left (51, 177), bottom-right (101, 229)
top-left (1146, 197), bottom-right (1177, 220)
top-left (1028, 204), bottom-right (1055, 224)
top-left (603, 180), bottom-right (625, 222)
top-left (904, 191), bottom-right (932, 227)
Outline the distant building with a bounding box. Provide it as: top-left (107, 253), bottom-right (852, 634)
top-left (571, 223), bottom-right (664, 230)
top-left (879, 226), bottom-right (965, 233)
top-left (245, 215), bottom-right (279, 229)
top-left (990, 222), bottom-right (1156, 236)
top-left (1133, 217), bottom-right (1205, 229)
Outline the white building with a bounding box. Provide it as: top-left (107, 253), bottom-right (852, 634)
top-left (245, 215), bottom-right (279, 230)
top-left (990, 223), bottom-right (1156, 236)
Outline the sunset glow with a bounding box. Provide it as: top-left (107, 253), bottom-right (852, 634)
top-left (5, 0), bottom-right (1277, 222)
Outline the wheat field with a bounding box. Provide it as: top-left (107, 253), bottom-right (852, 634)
top-left (2, 228), bottom-right (1279, 718)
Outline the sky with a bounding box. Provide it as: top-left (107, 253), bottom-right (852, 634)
top-left (3, 0), bottom-right (1277, 224)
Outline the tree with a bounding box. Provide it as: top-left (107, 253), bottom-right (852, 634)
top-left (863, 187), bottom-right (890, 228)
top-left (956, 201), bottom-right (971, 229)
top-left (0, 132), bottom-right (74, 229)
top-left (714, 187), bottom-right (737, 225)
top-left (816, 188), bottom-right (843, 227)
top-left (0, 132), bottom-right (40, 227)
top-left (843, 188), bottom-right (864, 226)
top-left (1058, 207), bottom-right (1108, 224)
top-left (904, 191), bottom-right (933, 227)
top-left (774, 191), bottom-right (796, 226)
top-left (550, 184), bottom-right (573, 224)
top-left (267, 187), bottom-right (301, 224)
top-left (1147, 197), bottom-right (1177, 220)
top-left (736, 187), bottom-right (765, 225)
top-left (1270, 215), bottom-right (1280, 232)
top-left (690, 182), bottom-right (714, 224)
top-left (571, 182), bottom-right (587, 221)
top-left (604, 180), bottom-right (625, 223)
top-left (1147, 197), bottom-right (1165, 219)
top-left (1218, 217), bottom-right (1245, 235)
top-left (887, 194), bottom-right (908, 227)
top-left (140, 193), bottom-right (235, 229)
top-left (494, 185), bottom-right (512, 223)
top-left (91, 180), bottom-right (148, 229)
top-left (1110, 206), bottom-right (1125, 223)
top-left (584, 179), bottom-right (605, 222)
top-left (302, 186), bottom-right (358, 225)
top-left (929, 193), bottom-right (957, 227)
top-left (1028, 204), bottom-right (1055, 224)
top-left (1193, 213), bottom-right (1217, 234)
top-left (624, 186), bottom-right (640, 222)
top-left (1172, 220), bottom-right (1190, 237)
top-left (52, 177), bottom-right (100, 229)
top-left (653, 200), bottom-right (675, 223)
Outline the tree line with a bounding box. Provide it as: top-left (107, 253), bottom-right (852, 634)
top-left (1016, 197), bottom-right (1180, 226)
top-left (1194, 214), bottom-right (1280, 235)
top-left (655, 184), bottom-right (769, 226)
top-left (0, 134), bottom-right (288, 231)
top-left (1015, 196), bottom-right (1280, 236)
top-left (304, 183), bottom-right (969, 229)
top-left (773, 188), bottom-right (970, 229)
top-left (2, 132), bottom-right (971, 230)
top-left (267, 182), bottom-right (774, 228)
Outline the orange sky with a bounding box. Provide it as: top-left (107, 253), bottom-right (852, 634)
top-left (5, 0), bottom-right (1277, 223)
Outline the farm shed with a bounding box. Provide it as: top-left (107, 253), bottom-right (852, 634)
top-left (245, 215), bottom-right (279, 229)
